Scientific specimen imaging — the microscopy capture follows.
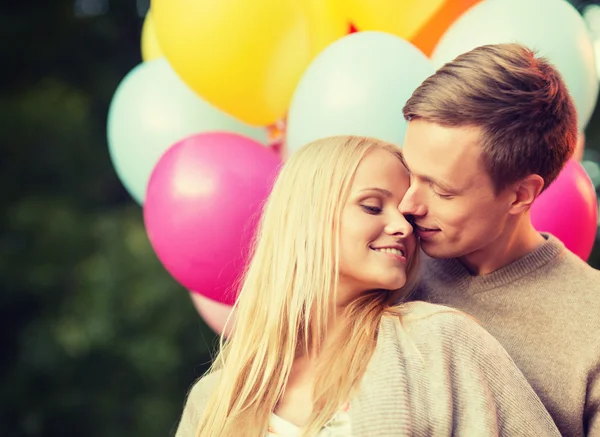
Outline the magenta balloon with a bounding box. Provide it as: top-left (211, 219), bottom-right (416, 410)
top-left (531, 159), bottom-right (598, 260)
top-left (144, 132), bottom-right (281, 305)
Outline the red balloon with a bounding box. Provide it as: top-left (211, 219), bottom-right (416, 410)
top-left (531, 159), bottom-right (598, 260)
top-left (144, 132), bottom-right (281, 304)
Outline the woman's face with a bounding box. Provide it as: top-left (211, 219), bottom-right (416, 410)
top-left (338, 149), bottom-right (417, 302)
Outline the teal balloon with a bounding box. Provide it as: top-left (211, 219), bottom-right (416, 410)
top-left (431, 0), bottom-right (598, 131)
top-left (107, 58), bottom-right (268, 204)
top-left (286, 31), bottom-right (436, 155)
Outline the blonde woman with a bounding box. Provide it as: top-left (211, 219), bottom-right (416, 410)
top-left (175, 136), bottom-right (560, 437)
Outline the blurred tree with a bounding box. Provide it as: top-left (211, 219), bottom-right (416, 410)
top-left (0, 1), bottom-right (217, 436)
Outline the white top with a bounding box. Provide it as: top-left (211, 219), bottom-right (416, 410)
top-left (267, 406), bottom-right (352, 436)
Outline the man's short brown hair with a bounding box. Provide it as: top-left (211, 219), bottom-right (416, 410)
top-left (403, 43), bottom-right (578, 193)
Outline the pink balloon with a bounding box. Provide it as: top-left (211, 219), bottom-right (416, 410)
top-left (189, 292), bottom-right (234, 337)
top-left (144, 132), bottom-right (281, 305)
top-left (531, 159), bottom-right (598, 260)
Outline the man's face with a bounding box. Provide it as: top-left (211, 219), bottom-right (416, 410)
top-left (399, 119), bottom-right (513, 261)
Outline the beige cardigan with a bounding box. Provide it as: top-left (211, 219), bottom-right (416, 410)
top-left (175, 302), bottom-right (560, 436)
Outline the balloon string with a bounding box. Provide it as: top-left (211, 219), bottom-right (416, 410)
top-left (267, 117), bottom-right (287, 158)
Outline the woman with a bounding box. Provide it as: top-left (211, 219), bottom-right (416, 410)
top-left (175, 136), bottom-right (560, 436)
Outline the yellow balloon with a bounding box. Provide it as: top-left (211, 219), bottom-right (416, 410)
top-left (152, 0), bottom-right (346, 126)
top-left (304, 0), bottom-right (349, 56)
top-left (345, 0), bottom-right (446, 40)
top-left (141, 11), bottom-right (163, 61)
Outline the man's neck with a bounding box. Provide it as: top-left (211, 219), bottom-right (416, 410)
top-left (458, 220), bottom-right (545, 276)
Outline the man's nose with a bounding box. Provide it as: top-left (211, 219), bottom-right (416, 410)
top-left (399, 185), bottom-right (427, 217)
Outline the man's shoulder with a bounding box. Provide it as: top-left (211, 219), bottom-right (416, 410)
top-left (558, 249), bottom-right (600, 277)
top-left (541, 250), bottom-right (600, 300)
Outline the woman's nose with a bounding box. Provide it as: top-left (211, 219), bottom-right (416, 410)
top-left (385, 213), bottom-right (414, 237)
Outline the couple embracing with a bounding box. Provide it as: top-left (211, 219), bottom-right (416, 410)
top-left (176, 43), bottom-right (600, 437)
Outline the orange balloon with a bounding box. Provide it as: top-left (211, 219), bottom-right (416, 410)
top-left (344, 0), bottom-right (446, 40)
top-left (411, 0), bottom-right (482, 57)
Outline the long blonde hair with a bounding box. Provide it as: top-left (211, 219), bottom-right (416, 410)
top-left (195, 136), bottom-right (420, 436)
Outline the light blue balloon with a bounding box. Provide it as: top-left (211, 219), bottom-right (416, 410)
top-left (107, 58), bottom-right (268, 204)
top-left (431, 0), bottom-right (598, 131)
top-left (286, 31), bottom-right (436, 155)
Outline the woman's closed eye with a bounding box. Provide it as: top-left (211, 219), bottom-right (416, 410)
top-left (361, 204), bottom-right (382, 214)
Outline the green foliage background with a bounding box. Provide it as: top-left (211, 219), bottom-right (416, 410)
top-left (2, 2), bottom-right (217, 436)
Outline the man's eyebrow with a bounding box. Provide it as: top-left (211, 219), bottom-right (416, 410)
top-left (359, 187), bottom-right (393, 196)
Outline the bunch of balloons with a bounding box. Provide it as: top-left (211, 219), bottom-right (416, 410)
top-left (107, 0), bottom-right (599, 336)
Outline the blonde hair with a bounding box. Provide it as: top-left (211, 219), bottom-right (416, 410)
top-left (195, 136), bottom-right (419, 436)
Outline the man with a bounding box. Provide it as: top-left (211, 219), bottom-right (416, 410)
top-left (400, 43), bottom-right (600, 437)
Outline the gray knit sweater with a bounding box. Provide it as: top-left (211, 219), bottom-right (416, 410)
top-left (175, 302), bottom-right (560, 436)
top-left (412, 234), bottom-right (600, 437)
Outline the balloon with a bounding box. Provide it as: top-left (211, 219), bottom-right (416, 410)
top-left (144, 133), bottom-right (281, 305)
top-left (286, 31), bottom-right (435, 155)
top-left (141, 10), bottom-right (163, 61)
top-left (431, 0), bottom-right (598, 131)
top-left (152, 0), bottom-right (346, 126)
top-left (531, 159), bottom-right (598, 261)
top-left (410, 0), bottom-right (481, 57)
top-left (107, 58), bottom-right (267, 204)
top-left (304, 0), bottom-right (349, 56)
top-left (266, 118), bottom-right (286, 157)
top-left (344, 0), bottom-right (481, 56)
top-left (583, 4), bottom-right (600, 81)
top-left (189, 292), bottom-right (234, 338)
top-left (344, 0), bottom-right (447, 40)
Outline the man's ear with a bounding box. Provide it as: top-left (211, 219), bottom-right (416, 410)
top-left (508, 174), bottom-right (545, 214)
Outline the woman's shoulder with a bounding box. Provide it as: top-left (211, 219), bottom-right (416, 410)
top-left (186, 370), bottom-right (221, 406)
top-left (397, 300), bottom-right (481, 330)
top-left (379, 303), bottom-right (561, 436)
top-left (384, 301), bottom-right (497, 355)
top-left (175, 371), bottom-right (221, 437)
